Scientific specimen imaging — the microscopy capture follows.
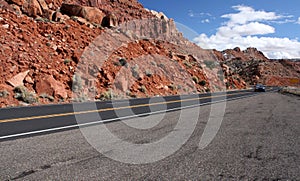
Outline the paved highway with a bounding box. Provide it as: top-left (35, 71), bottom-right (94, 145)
top-left (0, 88), bottom-right (276, 140)
top-left (0, 90), bottom-right (299, 180)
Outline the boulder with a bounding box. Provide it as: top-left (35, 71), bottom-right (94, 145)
top-left (114, 76), bottom-right (128, 91)
top-left (60, 4), bottom-right (105, 24)
top-left (37, 0), bottom-right (48, 11)
top-left (101, 13), bottom-right (118, 28)
top-left (2, 24), bottom-right (9, 28)
top-left (80, 6), bottom-right (105, 24)
top-left (35, 75), bottom-right (68, 99)
top-left (25, 75), bottom-right (34, 84)
top-left (43, 9), bottom-right (54, 20)
top-left (21, 0), bottom-right (43, 17)
top-left (6, 70), bottom-right (30, 87)
top-left (43, 9), bottom-right (68, 22)
top-left (52, 11), bottom-right (69, 22)
top-left (74, 16), bottom-right (88, 25)
top-left (60, 4), bottom-right (82, 17)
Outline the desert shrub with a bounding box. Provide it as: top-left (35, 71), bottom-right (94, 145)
top-left (198, 63), bottom-right (203, 69)
top-left (119, 58), bottom-right (127, 66)
top-left (113, 61), bottom-right (122, 66)
top-left (150, 61), bottom-right (157, 67)
top-left (0, 90), bottom-right (9, 98)
top-left (183, 61), bottom-right (192, 68)
top-left (225, 82), bottom-right (236, 89)
top-left (205, 88), bottom-right (211, 92)
top-left (158, 63), bottom-right (166, 69)
top-left (183, 87), bottom-right (189, 92)
top-left (139, 85), bottom-right (147, 93)
top-left (114, 58), bottom-right (127, 67)
top-left (225, 82), bottom-right (230, 88)
top-left (199, 80), bottom-right (206, 86)
top-left (125, 90), bottom-right (131, 96)
top-left (14, 86), bottom-right (38, 104)
top-left (217, 69), bottom-right (225, 81)
top-left (35, 17), bottom-right (50, 23)
top-left (99, 89), bottom-right (113, 101)
top-left (192, 76), bottom-right (199, 84)
top-left (168, 84), bottom-right (177, 91)
top-left (204, 60), bottom-right (217, 69)
top-left (145, 69), bottom-right (152, 77)
top-left (64, 59), bottom-right (72, 64)
top-left (46, 42), bottom-right (51, 47)
top-left (131, 64), bottom-right (140, 79)
top-left (70, 16), bottom-right (78, 21)
top-left (39, 93), bottom-right (55, 102)
top-left (73, 93), bottom-right (89, 102)
top-left (72, 74), bottom-right (83, 92)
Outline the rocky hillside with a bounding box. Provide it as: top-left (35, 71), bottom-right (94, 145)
top-left (0, 0), bottom-right (299, 107)
top-left (215, 47), bottom-right (300, 86)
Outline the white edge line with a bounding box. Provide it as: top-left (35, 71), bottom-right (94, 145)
top-left (0, 90), bottom-right (275, 140)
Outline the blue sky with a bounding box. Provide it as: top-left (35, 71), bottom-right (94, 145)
top-left (138, 0), bottom-right (300, 58)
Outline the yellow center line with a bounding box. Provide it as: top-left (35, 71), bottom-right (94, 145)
top-left (0, 91), bottom-right (255, 124)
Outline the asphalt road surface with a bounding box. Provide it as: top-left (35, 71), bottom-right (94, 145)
top-left (0, 88), bottom-right (270, 140)
top-left (0, 92), bottom-right (299, 180)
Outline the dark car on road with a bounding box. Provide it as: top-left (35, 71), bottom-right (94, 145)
top-left (254, 84), bottom-right (266, 92)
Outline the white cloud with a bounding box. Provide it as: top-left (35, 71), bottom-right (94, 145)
top-left (297, 17), bottom-right (300, 24)
top-left (193, 5), bottom-right (300, 59)
top-left (188, 10), bottom-right (211, 18)
top-left (222, 5), bottom-right (282, 26)
top-left (188, 10), bottom-right (195, 17)
top-left (271, 19), bottom-right (295, 24)
top-left (217, 22), bottom-right (275, 37)
top-left (201, 19), bottom-right (210, 23)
